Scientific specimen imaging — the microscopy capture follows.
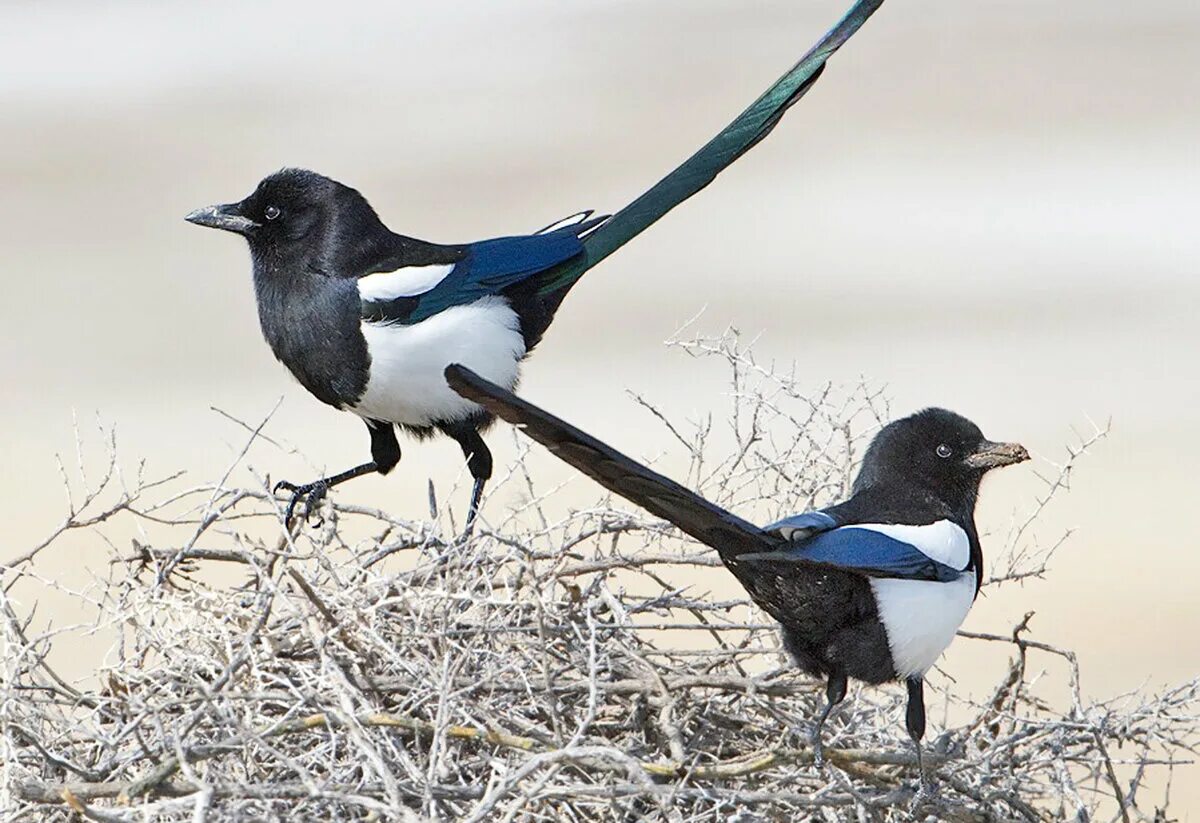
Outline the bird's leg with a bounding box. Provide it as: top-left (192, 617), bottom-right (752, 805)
top-left (811, 671), bottom-right (848, 767)
top-left (275, 463), bottom-right (376, 524)
top-left (466, 477), bottom-right (486, 534)
top-left (905, 676), bottom-right (938, 810)
top-left (443, 424), bottom-right (493, 538)
top-left (274, 421), bottom-right (400, 526)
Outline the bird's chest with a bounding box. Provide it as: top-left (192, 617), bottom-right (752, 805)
top-left (350, 295), bottom-right (527, 427)
top-left (254, 274), bottom-right (369, 409)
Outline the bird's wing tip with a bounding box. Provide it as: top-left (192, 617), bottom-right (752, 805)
top-left (535, 210), bottom-right (605, 235)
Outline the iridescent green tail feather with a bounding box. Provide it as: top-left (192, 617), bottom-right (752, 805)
top-left (536, 0), bottom-right (885, 298)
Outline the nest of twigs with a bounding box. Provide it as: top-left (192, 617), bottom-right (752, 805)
top-left (2, 332), bottom-right (1194, 821)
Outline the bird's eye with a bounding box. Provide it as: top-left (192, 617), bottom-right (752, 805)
top-left (936, 444), bottom-right (953, 459)
top-left (264, 205), bottom-right (281, 221)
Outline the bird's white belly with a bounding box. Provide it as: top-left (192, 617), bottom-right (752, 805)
top-left (351, 296), bottom-right (525, 427)
top-left (871, 572), bottom-right (976, 678)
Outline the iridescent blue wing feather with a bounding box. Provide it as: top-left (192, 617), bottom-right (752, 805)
top-left (363, 217), bottom-right (604, 325)
top-left (743, 524), bottom-right (963, 582)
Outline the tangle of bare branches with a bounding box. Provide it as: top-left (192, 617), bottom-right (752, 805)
top-left (1, 332), bottom-right (1191, 822)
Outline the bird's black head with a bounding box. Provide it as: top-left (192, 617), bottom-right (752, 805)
top-left (185, 168), bottom-right (388, 275)
top-left (853, 408), bottom-right (1028, 510)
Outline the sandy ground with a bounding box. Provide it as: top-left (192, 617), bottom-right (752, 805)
top-left (2, 0), bottom-right (1198, 813)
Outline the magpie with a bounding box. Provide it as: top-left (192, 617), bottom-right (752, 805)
top-left (184, 0), bottom-right (885, 530)
top-left (445, 364), bottom-right (1029, 798)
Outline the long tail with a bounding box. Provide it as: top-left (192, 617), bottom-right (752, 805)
top-left (536, 0), bottom-right (886, 298)
top-left (445, 364), bottom-right (780, 563)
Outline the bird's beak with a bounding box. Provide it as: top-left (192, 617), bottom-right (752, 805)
top-left (964, 440), bottom-right (1030, 470)
top-left (184, 203), bottom-right (259, 235)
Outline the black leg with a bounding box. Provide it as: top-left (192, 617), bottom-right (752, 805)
top-left (905, 676), bottom-right (936, 807)
top-left (465, 477), bottom-right (486, 533)
top-left (811, 671), bottom-right (848, 766)
top-left (367, 420), bottom-right (402, 475)
top-left (274, 421), bottom-right (400, 525)
top-left (440, 422), bottom-right (493, 536)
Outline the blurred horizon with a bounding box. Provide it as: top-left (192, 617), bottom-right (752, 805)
top-left (2, 0), bottom-right (1198, 810)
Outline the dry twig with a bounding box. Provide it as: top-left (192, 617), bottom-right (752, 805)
top-left (1, 331), bottom-right (1191, 822)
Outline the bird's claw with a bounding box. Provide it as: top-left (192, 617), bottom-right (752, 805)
top-left (793, 724), bottom-right (827, 769)
top-left (274, 479), bottom-right (330, 526)
top-left (908, 777), bottom-right (940, 814)
top-left (457, 517), bottom-right (478, 543)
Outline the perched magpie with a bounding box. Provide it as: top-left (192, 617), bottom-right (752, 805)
top-left (446, 364), bottom-right (1028, 797)
top-left (184, 0), bottom-right (885, 529)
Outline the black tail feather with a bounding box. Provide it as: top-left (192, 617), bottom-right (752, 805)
top-left (444, 364), bottom-right (779, 562)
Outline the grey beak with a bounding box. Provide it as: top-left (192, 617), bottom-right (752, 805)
top-left (964, 440), bottom-right (1030, 470)
top-left (185, 203), bottom-right (259, 234)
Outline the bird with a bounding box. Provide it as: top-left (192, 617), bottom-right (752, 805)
top-left (445, 364), bottom-right (1029, 799)
top-left (182, 0), bottom-right (886, 532)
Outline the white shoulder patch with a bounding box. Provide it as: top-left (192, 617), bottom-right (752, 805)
top-left (853, 520), bottom-right (970, 570)
top-left (357, 264), bottom-right (456, 302)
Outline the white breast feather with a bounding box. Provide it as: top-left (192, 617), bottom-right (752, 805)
top-left (357, 264), bottom-right (456, 301)
top-left (854, 520), bottom-right (970, 569)
top-left (351, 296), bottom-right (525, 427)
top-left (871, 573), bottom-right (976, 678)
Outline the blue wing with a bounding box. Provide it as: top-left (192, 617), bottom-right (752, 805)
top-left (746, 514), bottom-right (963, 582)
top-left (362, 217), bottom-right (604, 326)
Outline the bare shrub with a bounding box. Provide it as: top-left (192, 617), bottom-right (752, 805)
top-left (2, 332), bottom-right (1192, 822)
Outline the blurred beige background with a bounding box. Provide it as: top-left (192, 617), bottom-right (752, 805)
top-left (2, 0), bottom-right (1198, 810)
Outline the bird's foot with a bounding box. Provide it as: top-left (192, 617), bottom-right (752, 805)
top-left (274, 478), bottom-right (330, 526)
top-left (794, 723), bottom-right (828, 769)
top-left (458, 476), bottom-right (485, 541)
top-left (812, 741), bottom-right (827, 769)
top-left (458, 512), bottom-right (478, 542)
top-left (908, 775), bottom-right (940, 814)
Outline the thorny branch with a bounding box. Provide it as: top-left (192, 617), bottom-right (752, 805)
top-left (1, 331), bottom-right (1192, 822)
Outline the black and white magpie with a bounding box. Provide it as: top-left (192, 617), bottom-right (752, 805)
top-left (445, 364), bottom-right (1028, 797)
top-left (182, 0), bottom-right (885, 531)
